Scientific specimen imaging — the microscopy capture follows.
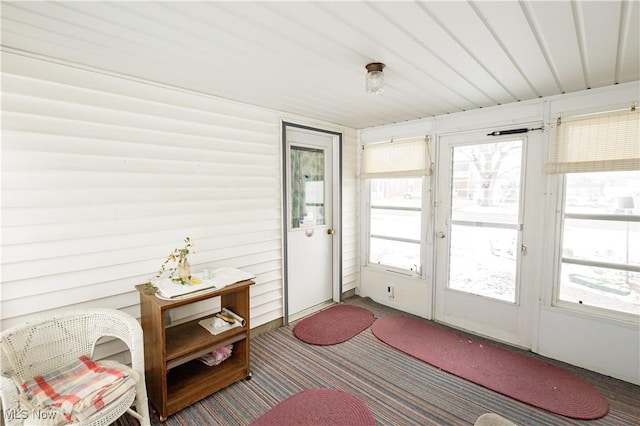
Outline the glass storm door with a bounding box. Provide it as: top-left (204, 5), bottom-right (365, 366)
top-left (435, 130), bottom-right (528, 345)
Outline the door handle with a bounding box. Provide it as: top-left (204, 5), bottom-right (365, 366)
top-left (437, 231), bottom-right (446, 239)
top-left (327, 229), bottom-right (335, 235)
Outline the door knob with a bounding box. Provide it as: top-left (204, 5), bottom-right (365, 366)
top-left (327, 229), bottom-right (335, 235)
top-left (437, 231), bottom-right (446, 239)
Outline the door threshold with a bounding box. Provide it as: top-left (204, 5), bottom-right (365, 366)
top-left (288, 300), bottom-right (336, 323)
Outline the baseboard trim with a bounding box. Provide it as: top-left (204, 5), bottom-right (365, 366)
top-left (250, 317), bottom-right (283, 339)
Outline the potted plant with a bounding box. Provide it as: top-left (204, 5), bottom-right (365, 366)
top-left (154, 237), bottom-right (194, 285)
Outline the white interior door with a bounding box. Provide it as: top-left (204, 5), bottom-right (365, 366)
top-left (434, 130), bottom-right (531, 346)
top-left (285, 125), bottom-right (339, 320)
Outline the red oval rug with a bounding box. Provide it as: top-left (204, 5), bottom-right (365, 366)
top-left (293, 304), bottom-right (375, 345)
top-left (250, 388), bottom-right (376, 426)
top-left (372, 316), bottom-right (609, 420)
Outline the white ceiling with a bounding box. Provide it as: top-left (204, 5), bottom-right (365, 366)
top-left (2, 1), bottom-right (639, 129)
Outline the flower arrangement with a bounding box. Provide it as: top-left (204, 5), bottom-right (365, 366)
top-left (154, 237), bottom-right (194, 285)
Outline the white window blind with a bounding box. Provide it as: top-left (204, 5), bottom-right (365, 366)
top-left (361, 137), bottom-right (430, 178)
top-left (544, 108), bottom-right (640, 173)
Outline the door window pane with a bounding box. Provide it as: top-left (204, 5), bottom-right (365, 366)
top-left (290, 147), bottom-right (324, 228)
top-left (447, 140), bottom-right (523, 303)
top-left (449, 224), bottom-right (517, 302)
top-left (451, 141), bottom-right (522, 224)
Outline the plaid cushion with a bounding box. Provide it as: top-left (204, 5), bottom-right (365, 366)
top-left (21, 355), bottom-right (136, 424)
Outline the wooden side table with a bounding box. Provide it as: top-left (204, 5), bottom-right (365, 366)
top-left (136, 280), bottom-right (253, 420)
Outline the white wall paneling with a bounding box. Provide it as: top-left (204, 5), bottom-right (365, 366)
top-left (1, 52), bottom-right (360, 362)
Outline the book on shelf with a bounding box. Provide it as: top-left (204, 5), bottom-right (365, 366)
top-left (198, 308), bottom-right (246, 335)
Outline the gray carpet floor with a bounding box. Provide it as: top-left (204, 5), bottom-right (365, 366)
top-left (116, 296), bottom-right (640, 425)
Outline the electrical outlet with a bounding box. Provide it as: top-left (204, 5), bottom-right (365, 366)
top-left (387, 285), bottom-right (394, 299)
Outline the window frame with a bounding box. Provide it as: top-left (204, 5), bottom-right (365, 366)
top-left (552, 173), bottom-right (640, 323)
top-left (364, 177), bottom-right (428, 277)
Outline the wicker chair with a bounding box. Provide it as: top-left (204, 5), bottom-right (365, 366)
top-left (0, 308), bottom-right (151, 426)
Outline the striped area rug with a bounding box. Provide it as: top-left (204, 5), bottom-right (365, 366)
top-left (116, 296), bottom-right (640, 425)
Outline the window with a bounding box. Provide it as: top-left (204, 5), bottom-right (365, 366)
top-left (557, 171), bottom-right (639, 317)
top-left (362, 136), bottom-right (431, 274)
top-left (369, 177), bottom-right (423, 272)
top-left (547, 107), bottom-right (639, 318)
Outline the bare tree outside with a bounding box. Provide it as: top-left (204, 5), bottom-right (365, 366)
top-left (456, 141), bottom-right (521, 207)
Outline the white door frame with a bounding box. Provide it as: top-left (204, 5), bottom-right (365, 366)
top-left (282, 121), bottom-right (342, 325)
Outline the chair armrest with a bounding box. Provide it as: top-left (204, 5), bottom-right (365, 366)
top-left (92, 309), bottom-right (146, 376)
top-left (1, 375), bottom-right (23, 426)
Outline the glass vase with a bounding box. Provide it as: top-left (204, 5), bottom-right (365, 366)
top-left (178, 261), bottom-right (191, 281)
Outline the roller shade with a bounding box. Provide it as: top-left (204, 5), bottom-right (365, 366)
top-left (361, 137), bottom-right (430, 178)
top-left (544, 108), bottom-right (640, 173)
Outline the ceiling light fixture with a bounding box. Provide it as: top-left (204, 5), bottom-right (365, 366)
top-left (365, 62), bottom-right (385, 95)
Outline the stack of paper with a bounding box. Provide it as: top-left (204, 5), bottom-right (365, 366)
top-left (198, 309), bottom-right (243, 335)
top-left (154, 267), bottom-right (255, 299)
